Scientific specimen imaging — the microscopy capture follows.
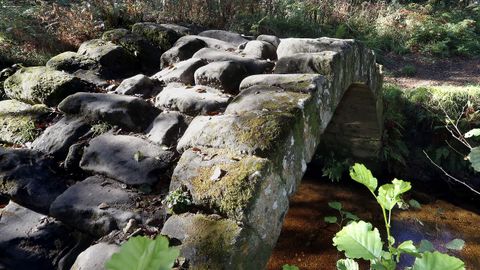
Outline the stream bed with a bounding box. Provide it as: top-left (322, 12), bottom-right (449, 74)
top-left (267, 173), bottom-right (480, 270)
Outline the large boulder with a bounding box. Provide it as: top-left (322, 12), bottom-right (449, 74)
top-left (0, 148), bottom-right (68, 214)
top-left (276, 37), bottom-right (355, 59)
top-left (155, 83), bottom-right (231, 116)
top-left (46, 51), bottom-right (97, 73)
top-left (194, 61), bottom-right (249, 94)
top-left (0, 100), bottom-right (49, 144)
top-left (112, 74), bottom-right (161, 98)
top-left (239, 74), bottom-right (324, 93)
top-left (70, 243), bottom-right (120, 270)
top-left (161, 213), bottom-right (270, 269)
top-left (146, 111), bottom-right (190, 146)
top-left (31, 117), bottom-right (91, 160)
top-left (79, 134), bottom-right (176, 186)
top-left (198, 30), bottom-right (250, 46)
top-left (50, 176), bottom-right (141, 236)
top-left (160, 36), bottom-right (208, 68)
top-left (77, 39), bottom-right (140, 78)
top-left (152, 58), bottom-right (207, 85)
top-left (0, 201), bottom-right (91, 270)
top-left (58, 92), bottom-right (160, 132)
top-left (257, 34), bottom-right (281, 48)
top-left (131, 22), bottom-right (183, 52)
top-left (243, 40), bottom-right (277, 60)
top-left (3, 66), bottom-right (93, 106)
top-left (274, 51), bottom-right (340, 75)
top-left (102, 28), bottom-right (162, 74)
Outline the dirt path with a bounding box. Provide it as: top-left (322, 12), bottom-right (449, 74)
top-left (382, 54), bottom-right (480, 88)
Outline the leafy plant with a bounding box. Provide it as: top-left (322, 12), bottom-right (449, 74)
top-left (322, 154), bottom-right (351, 182)
top-left (332, 163), bottom-right (466, 270)
top-left (324, 201), bottom-right (359, 227)
top-left (401, 64), bottom-right (417, 77)
top-left (162, 186), bottom-right (192, 214)
top-left (282, 264), bottom-right (300, 270)
top-left (106, 235), bottom-right (179, 270)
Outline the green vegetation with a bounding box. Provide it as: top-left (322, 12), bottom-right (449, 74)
top-left (106, 235), bottom-right (179, 270)
top-left (162, 186), bottom-right (192, 214)
top-left (332, 163), bottom-right (465, 270)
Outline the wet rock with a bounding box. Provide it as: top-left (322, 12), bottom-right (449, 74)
top-left (102, 28), bottom-right (162, 74)
top-left (276, 37), bottom-right (355, 58)
top-left (80, 134), bottom-right (176, 186)
top-left (161, 213), bottom-right (270, 269)
top-left (194, 61), bottom-right (248, 94)
top-left (146, 111), bottom-right (190, 146)
top-left (31, 117), bottom-right (90, 160)
top-left (113, 74), bottom-right (161, 98)
top-left (78, 39), bottom-right (140, 78)
top-left (58, 92), bottom-right (160, 132)
top-left (155, 83), bottom-right (231, 116)
top-left (152, 58), bottom-right (207, 85)
top-left (198, 30), bottom-right (250, 46)
top-left (132, 22), bottom-right (184, 52)
top-left (46, 51), bottom-right (97, 73)
top-left (70, 242), bottom-right (120, 270)
top-left (3, 66), bottom-right (94, 106)
top-left (160, 36), bottom-right (207, 68)
top-left (0, 100), bottom-right (49, 144)
top-left (0, 148), bottom-right (67, 214)
top-left (192, 48), bottom-right (274, 74)
top-left (50, 176), bottom-right (140, 236)
top-left (243, 40), bottom-right (277, 60)
top-left (257, 34), bottom-right (281, 48)
top-left (0, 201), bottom-right (91, 270)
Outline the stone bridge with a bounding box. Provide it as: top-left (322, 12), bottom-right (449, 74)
top-left (0, 24), bottom-right (382, 269)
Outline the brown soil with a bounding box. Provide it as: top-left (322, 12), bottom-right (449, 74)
top-left (382, 54), bottom-right (480, 88)
top-left (267, 176), bottom-right (480, 270)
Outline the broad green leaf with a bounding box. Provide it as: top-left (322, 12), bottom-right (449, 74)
top-left (417, 239), bottom-right (435, 253)
top-left (324, 216), bottom-right (338, 224)
top-left (333, 220), bottom-right (383, 260)
top-left (397, 240), bottom-right (421, 258)
top-left (468, 147), bottom-right (480, 172)
top-left (409, 199), bottom-right (422, 209)
top-left (464, 128), bottom-right (480, 138)
top-left (336, 258), bottom-right (359, 270)
top-left (392, 179), bottom-right (411, 195)
top-left (328, 201), bottom-right (342, 210)
top-left (349, 163), bottom-right (378, 193)
top-left (411, 251), bottom-right (465, 270)
top-left (377, 180), bottom-right (411, 211)
top-left (445, 239), bottom-right (465, 251)
top-left (106, 236), bottom-right (179, 270)
top-left (282, 264), bottom-right (300, 270)
top-left (344, 212), bottom-right (360, 221)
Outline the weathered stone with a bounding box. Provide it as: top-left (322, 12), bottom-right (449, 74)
top-left (0, 201), bottom-right (91, 270)
top-left (192, 47), bottom-right (274, 74)
top-left (102, 28), bottom-right (162, 74)
top-left (72, 69), bottom-right (109, 88)
top-left (58, 92), bottom-right (160, 132)
top-left (198, 30), bottom-right (249, 46)
top-left (257, 34), bottom-right (281, 48)
top-left (275, 51), bottom-right (341, 75)
top-left (112, 74), bottom-right (161, 98)
top-left (79, 134), bottom-right (176, 186)
top-left (46, 51), bottom-right (97, 73)
top-left (276, 37), bottom-right (355, 59)
top-left (132, 22), bottom-right (183, 52)
top-left (171, 148), bottom-right (288, 248)
top-left (0, 100), bottom-right (49, 144)
top-left (152, 58), bottom-right (207, 85)
top-left (64, 142), bottom-right (86, 172)
top-left (31, 117), bottom-right (90, 160)
top-left (161, 213), bottom-right (271, 269)
top-left (146, 111), bottom-right (190, 146)
top-left (78, 39), bottom-right (140, 78)
top-left (0, 148), bottom-right (67, 214)
top-left (159, 23), bottom-right (192, 35)
top-left (160, 36), bottom-right (208, 68)
top-left (70, 242), bottom-right (120, 270)
top-left (3, 66), bottom-right (94, 106)
top-left (50, 176), bottom-right (140, 236)
top-left (194, 61), bottom-right (249, 94)
top-left (243, 40), bottom-right (277, 60)
top-left (155, 83), bottom-right (231, 116)
top-left (239, 73), bottom-right (324, 93)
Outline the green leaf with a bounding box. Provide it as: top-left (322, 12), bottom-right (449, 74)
top-left (464, 128), bottom-right (480, 138)
top-left (344, 212), bottom-right (360, 221)
top-left (411, 251), bottom-right (465, 270)
top-left (328, 201), bottom-right (342, 211)
top-left (377, 179), bottom-right (411, 211)
top-left (397, 240), bottom-right (421, 258)
top-left (333, 220), bottom-right (383, 260)
top-left (468, 147), bottom-right (480, 172)
top-left (417, 239), bottom-right (435, 253)
top-left (445, 239), bottom-right (465, 251)
top-left (349, 163), bottom-right (378, 193)
top-left (282, 264), bottom-right (300, 270)
top-left (336, 258), bottom-right (359, 270)
top-left (324, 216), bottom-right (338, 224)
top-left (106, 236), bottom-right (179, 270)
top-left (409, 199), bottom-right (422, 209)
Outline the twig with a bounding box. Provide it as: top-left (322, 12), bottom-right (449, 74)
top-left (424, 150), bottom-right (480, 196)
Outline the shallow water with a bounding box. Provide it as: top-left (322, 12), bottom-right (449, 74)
top-left (267, 175), bottom-right (480, 270)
